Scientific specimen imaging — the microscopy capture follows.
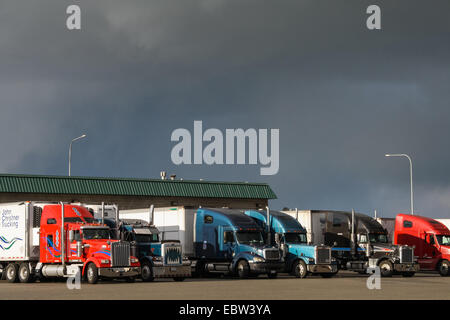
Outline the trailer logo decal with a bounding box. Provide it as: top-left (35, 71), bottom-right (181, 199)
top-left (0, 235), bottom-right (22, 250)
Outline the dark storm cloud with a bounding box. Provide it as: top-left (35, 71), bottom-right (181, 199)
top-left (1, 0), bottom-right (450, 217)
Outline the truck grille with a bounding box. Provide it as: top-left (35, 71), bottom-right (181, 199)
top-left (162, 242), bottom-right (183, 265)
top-left (263, 248), bottom-right (280, 261)
top-left (111, 242), bottom-right (131, 267)
top-left (316, 246), bottom-right (331, 264)
top-left (400, 246), bottom-right (413, 264)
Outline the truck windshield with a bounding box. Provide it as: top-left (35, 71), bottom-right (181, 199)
top-left (436, 235), bottom-right (450, 246)
top-left (359, 233), bottom-right (389, 244)
top-left (235, 232), bottom-right (264, 246)
top-left (135, 234), bottom-right (159, 243)
top-left (284, 233), bottom-right (307, 244)
top-left (369, 233), bottom-right (389, 243)
top-left (65, 217), bottom-right (96, 223)
top-left (83, 228), bottom-right (111, 240)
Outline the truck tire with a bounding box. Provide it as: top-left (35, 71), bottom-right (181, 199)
top-left (378, 260), bottom-right (393, 277)
top-left (438, 260), bottom-right (450, 276)
top-left (0, 264), bottom-right (6, 281)
top-left (5, 263), bottom-right (19, 283)
top-left (236, 260), bottom-right (250, 279)
top-left (86, 263), bottom-right (99, 284)
top-left (18, 263), bottom-right (33, 283)
top-left (141, 261), bottom-right (154, 282)
top-left (292, 260), bottom-right (308, 278)
top-left (173, 277), bottom-right (185, 282)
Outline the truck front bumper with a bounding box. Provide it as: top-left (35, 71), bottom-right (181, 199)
top-left (248, 261), bottom-right (284, 274)
top-left (394, 263), bottom-right (420, 272)
top-left (98, 267), bottom-right (141, 278)
top-left (307, 263), bottom-right (338, 274)
top-left (152, 265), bottom-right (192, 278)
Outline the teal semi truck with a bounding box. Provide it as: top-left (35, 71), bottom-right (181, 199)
top-left (245, 209), bottom-right (338, 278)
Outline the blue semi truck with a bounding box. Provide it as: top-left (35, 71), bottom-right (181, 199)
top-left (152, 207), bottom-right (284, 279)
top-left (245, 209), bottom-right (338, 278)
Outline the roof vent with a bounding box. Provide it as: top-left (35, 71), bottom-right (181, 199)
top-left (170, 174), bottom-right (176, 180)
top-left (160, 171), bottom-right (167, 180)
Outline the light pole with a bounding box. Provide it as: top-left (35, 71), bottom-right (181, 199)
top-left (385, 153), bottom-right (414, 215)
top-left (69, 134), bottom-right (87, 176)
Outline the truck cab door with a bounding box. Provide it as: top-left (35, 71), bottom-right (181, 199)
top-left (218, 225), bottom-right (235, 259)
top-left (68, 229), bottom-right (81, 259)
top-left (419, 233), bottom-right (438, 269)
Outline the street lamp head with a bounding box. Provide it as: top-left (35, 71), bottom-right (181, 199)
top-left (71, 134), bottom-right (87, 142)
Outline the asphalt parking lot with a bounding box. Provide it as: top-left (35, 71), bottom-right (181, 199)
top-left (0, 271), bottom-right (449, 300)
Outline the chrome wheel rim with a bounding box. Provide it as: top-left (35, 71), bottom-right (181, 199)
top-left (88, 267), bottom-right (94, 280)
top-left (7, 267), bottom-right (15, 279)
top-left (142, 266), bottom-right (150, 278)
top-left (298, 263), bottom-right (305, 276)
top-left (20, 267), bottom-right (28, 279)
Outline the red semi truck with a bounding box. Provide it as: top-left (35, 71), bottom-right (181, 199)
top-left (394, 214), bottom-right (450, 276)
top-left (0, 202), bottom-right (140, 284)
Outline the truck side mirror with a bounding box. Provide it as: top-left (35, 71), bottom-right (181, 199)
top-left (69, 230), bottom-right (74, 242)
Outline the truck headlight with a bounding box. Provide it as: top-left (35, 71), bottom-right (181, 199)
top-left (101, 259), bottom-right (110, 264)
top-left (131, 258), bottom-right (139, 263)
top-left (308, 258), bottom-right (314, 263)
top-left (253, 256), bottom-right (265, 263)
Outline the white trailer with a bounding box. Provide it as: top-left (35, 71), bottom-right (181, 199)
top-left (281, 210), bottom-right (327, 245)
top-left (120, 206), bottom-right (196, 257)
top-left (0, 202), bottom-right (42, 279)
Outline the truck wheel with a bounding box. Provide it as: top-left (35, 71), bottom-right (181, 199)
top-left (5, 263), bottom-right (19, 283)
top-left (438, 260), bottom-right (450, 276)
top-left (292, 260), bottom-right (308, 278)
top-left (378, 260), bottom-right (393, 277)
top-left (141, 262), bottom-right (154, 282)
top-left (402, 272), bottom-right (415, 277)
top-left (0, 265), bottom-right (6, 281)
top-left (173, 277), bottom-right (185, 282)
top-left (18, 263), bottom-right (33, 283)
top-left (236, 260), bottom-right (250, 279)
top-left (86, 263), bottom-right (99, 284)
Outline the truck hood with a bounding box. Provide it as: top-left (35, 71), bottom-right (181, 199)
top-left (286, 243), bottom-right (315, 258)
top-left (369, 243), bottom-right (395, 253)
top-left (237, 243), bottom-right (277, 257)
top-left (440, 245), bottom-right (450, 256)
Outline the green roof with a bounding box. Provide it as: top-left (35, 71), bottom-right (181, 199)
top-left (0, 174), bottom-right (277, 199)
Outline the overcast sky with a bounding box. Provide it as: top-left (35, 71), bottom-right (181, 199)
top-left (1, 1), bottom-right (450, 218)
